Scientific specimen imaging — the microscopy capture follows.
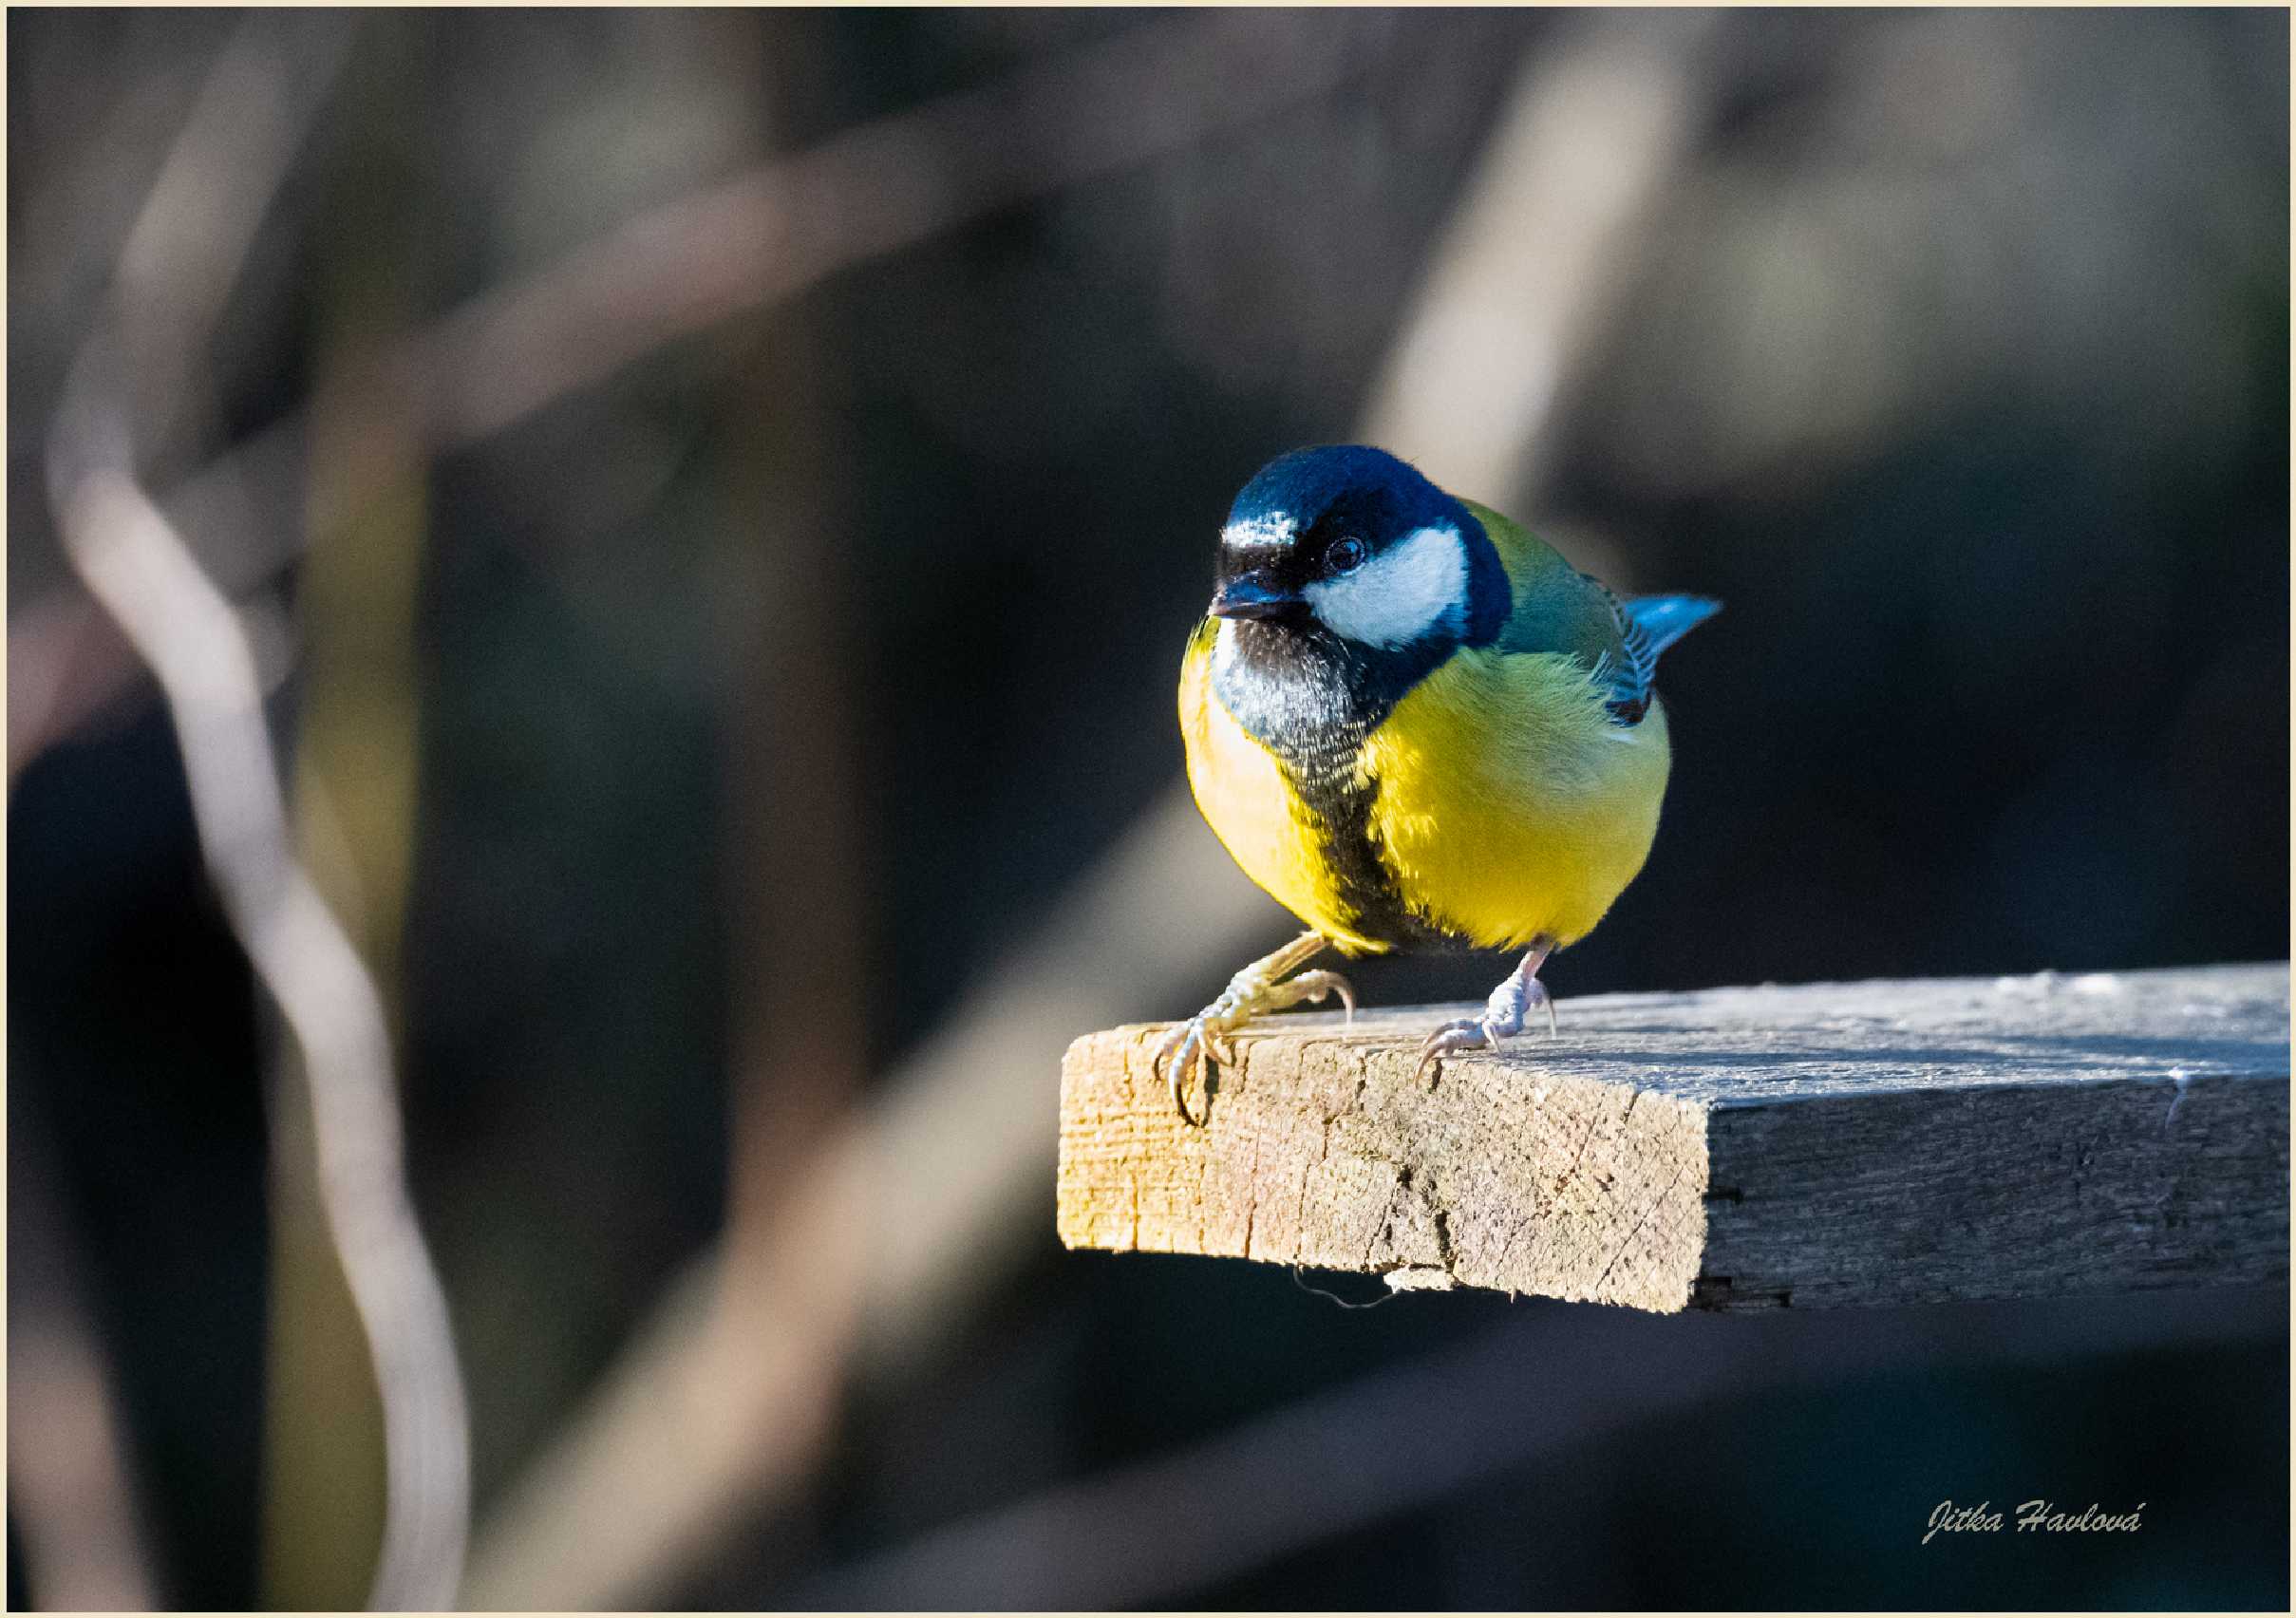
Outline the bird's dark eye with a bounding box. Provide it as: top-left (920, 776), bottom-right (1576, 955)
top-left (1327, 537), bottom-right (1367, 574)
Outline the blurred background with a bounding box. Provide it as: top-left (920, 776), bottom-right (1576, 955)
top-left (8, 7), bottom-right (2288, 1610)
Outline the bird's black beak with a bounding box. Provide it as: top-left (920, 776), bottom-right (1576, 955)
top-left (1210, 570), bottom-right (1301, 622)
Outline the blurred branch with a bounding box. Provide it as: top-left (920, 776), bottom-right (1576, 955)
top-left (9, 9), bottom-right (1387, 789)
top-left (406, 9), bottom-right (1378, 448)
top-left (51, 465), bottom-right (471, 1613)
top-left (42, 13), bottom-right (469, 1609)
top-left (461, 795), bottom-right (1240, 1609)
top-left (263, 122), bottom-right (446, 1606)
top-left (1364, 12), bottom-right (1716, 541)
top-left (461, 17), bottom-right (1714, 1607)
top-left (800, 1285), bottom-right (2292, 1609)
top-left (8, 1124), bottom-right (161, 1610)
top-left (106, 13), bottom-right (343, 462)
top-left (7, 589), bottom-right (138, 782)
top-left (7, 3), bottom-right (349, 784)
top-left (716, 8), bottom-right (871, 1257)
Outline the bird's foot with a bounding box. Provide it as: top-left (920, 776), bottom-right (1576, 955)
top-left (1157, 933), bottom-right (1353, 1126)
top-left (1415, 941), bottom-right (1557, 1085)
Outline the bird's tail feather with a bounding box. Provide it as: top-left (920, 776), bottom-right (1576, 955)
top-left (1623, 594), bottom-right (1721, 662)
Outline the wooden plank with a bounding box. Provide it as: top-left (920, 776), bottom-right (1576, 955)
top-left (1056, 962), bottom-right (2290, 1311)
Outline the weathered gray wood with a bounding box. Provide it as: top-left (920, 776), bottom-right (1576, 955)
top-left (1057, 963), bottom-right (2289, 1311)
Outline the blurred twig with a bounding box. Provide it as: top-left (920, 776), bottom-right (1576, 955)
top-left (41, 13), bottom-right (470, 1609)
top-left (461, 16), bottom-right (1713, 1607)
top-left (51, 466), bottom-right (472, 1612)
top-left (9, 9), bottom-right (1388, 789)
top-left (7, 590), bottom-right (138, 783)
top-left (7, 1124), bottom-right (162, 1610)
top-left (721, 11), bottom-right (873, 1259)
top-left (460, 797), bottom-right (1239, 1608)
top-left (406, 9), bottom-right (1378, 448)
top-left (262, 89), bottom-right (447, 1604)
top-left (1364, 12), bottom-right (1716, 550)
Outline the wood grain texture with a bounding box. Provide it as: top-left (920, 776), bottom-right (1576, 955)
top-left (1056, 962), bottom-right (2289, 1312)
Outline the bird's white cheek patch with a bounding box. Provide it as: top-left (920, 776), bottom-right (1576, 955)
top-left (1304, 525), bottom-right (1467, 649)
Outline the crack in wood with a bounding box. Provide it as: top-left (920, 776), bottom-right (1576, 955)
top-left (1241, 1121), bottom-right (1261, 1261)
top-left (1058, 966), bottom-right (2290, 1310)
top-left (1591, 1159), bottom-right (1688, 1296)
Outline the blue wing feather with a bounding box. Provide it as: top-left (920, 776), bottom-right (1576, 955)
top-left (1604, 592), bottom-right (1721, 724)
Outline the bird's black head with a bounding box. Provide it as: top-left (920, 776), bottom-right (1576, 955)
top-left (1206, 446), bottom-right (1510, 750)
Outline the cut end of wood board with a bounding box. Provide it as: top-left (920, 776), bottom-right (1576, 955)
top-left (1056, 964), bottom-right (2291, 1313)
top-left (1058, 1018), bottom-right (1711, 1310)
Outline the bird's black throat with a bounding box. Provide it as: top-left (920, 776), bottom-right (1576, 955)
top-left (1208, 619), bottom-right (1465, 950)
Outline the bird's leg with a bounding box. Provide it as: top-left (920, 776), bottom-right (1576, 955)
top-left (1416, 936), bottom-right (1558, 1084)
top-left (1157, 930), bottom-right (1355, 1125)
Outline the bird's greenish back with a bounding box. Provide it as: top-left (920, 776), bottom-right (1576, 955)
top-left (1460, 499), bottom-right (1628, 675)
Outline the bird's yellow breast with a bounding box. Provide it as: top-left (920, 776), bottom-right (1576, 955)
top-left (1179, 625), bottom-right (1671, 953)
top-left (1179, 623), bottom-right (1377, 949)
top-left (1359, 646), bottom-right (1670, 950)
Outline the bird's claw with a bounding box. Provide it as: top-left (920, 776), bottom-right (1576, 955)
top-left (1414, 1017), bottom-right (1491, 1085)
top-left (1531, 978), bottom-right (1558, 1039)
top-left (1157, 951), bottom-right (1355, 1126)
top-left (1156, 1015), bottom-right (1234, 1126)
top-left (1276, 969), bottom-right (1357, 1024)
top-left (1414, 969), bottom-right (1554, 1085)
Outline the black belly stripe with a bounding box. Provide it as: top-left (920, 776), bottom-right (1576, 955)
top-left (1210, 620), bottom-right (1475, 952)
top-left (1277, 725), bottom-right (1469, 952)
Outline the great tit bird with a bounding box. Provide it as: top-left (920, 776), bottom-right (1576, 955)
top-left (1162, 444), bottom-right (1718, 1124)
